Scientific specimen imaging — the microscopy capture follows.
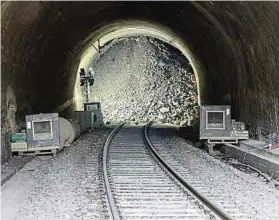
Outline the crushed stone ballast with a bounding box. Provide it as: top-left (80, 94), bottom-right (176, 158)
top-left (102, 123), bottom-right (237, 220)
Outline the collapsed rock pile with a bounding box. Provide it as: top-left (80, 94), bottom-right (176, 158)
top-left (89, 36), bottom-right (198, 126)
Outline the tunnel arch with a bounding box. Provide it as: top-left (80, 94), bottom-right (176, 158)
top-left (73, 20), bottom-right (203, 111)
top-left (1, 1), bottom-right (279, 141)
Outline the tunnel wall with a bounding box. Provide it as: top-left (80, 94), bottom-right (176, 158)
top-left (203, 2), bottom-right (279, 139)
top-left (1, 2), bottom-right (279, 163)
top-left (1, 1), bottom-right (78, 129)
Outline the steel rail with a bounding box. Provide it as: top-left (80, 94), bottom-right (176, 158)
top-left (143, 122), bottom-right (234, 220)
top-left (102, 122), bottom-right (125, 220)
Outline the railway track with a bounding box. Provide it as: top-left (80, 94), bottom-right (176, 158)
top-left (102, 123), bottom-right (236, 220)
top-left (146, 124), bottom-right (253, 220)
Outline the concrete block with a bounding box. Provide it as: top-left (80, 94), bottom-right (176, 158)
top-left (224, 142), bottom-right (279, 180)
top-left (1, 133), bottom-right (11, 164)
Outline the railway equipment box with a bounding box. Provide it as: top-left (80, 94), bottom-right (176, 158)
top-left (83, 102), bottom-right (103, 128)
top-left (10, 131), bottom-right (28, 154)
top-left (200, 105), bottom-right (231, 140)
top-left (74, 111), bottom-right (95, 133)
top-left (10, 113), bottom-right (62, 155)
top-left (25, 113), bottom-right (60, 148)
top-left (10, 132), bottom-right (26, 143)
top-left (200, 105), bottom-right (249, 145)
top-left (11, 113), bottom-right (80, 155)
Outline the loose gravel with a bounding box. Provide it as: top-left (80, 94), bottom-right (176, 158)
top-left (1, 129), bottom-right (110, 220)
top-left (88, 36), bottom-right (199, 126)
top-left (148, 125), bottom-right (279, 220)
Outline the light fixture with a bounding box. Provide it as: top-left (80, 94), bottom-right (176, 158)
top-left (79, 68), bottom-right (95, 102)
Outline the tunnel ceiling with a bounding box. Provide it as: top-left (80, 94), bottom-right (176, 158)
top-left (1, 1), bottom-right (279, 138)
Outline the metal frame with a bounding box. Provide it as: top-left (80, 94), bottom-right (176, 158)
top-left (200, 105), bottom-right (232, 140)
top-left (205, 110), bottom-right (225, 130)
top-left (32, 119), bottom-right (54, 140)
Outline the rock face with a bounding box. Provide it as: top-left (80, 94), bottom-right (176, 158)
top-left (89, 36), bottom-right (198, 126)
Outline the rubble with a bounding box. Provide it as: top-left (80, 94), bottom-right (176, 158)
top-left (89, 36), bottom-right (198, 125)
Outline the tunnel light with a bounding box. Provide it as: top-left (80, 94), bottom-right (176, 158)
top-left (89, 78), bottom-right (94, 86)
top-left (80, 68), bottom-right (86, 77)
top-left (80, 78), bottom-right (85, 86)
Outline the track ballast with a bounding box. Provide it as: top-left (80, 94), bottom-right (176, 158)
top-left (102, 123), bottom-right (236, 220)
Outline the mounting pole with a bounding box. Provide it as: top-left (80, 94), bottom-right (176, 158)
top-left (84, 77), bottom-right (90, 103)
top-left (79, 68), bottom-right (95, 103)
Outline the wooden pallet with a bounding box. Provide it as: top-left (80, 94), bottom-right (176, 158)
top-left (204, 136), bottom-right (249, 144)
top-left (11, 143), bottom-right (60, 156)
top-left (17, 149), bottom-right (58, 156)
top-left (207, 139), bottom-right (238, 144)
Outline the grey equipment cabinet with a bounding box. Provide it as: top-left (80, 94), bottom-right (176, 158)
top-left (25, 113), bottom-right (60, 150)
top-left (74, 111), bottom-right (94, 133)
top-left (83, 102), bottom-right (104, 128)
top-left (200, 105), bottom-right (232, 140)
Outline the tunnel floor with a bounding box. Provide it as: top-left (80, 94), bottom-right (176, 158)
top-left (1, 127), bottom-right (279, 220)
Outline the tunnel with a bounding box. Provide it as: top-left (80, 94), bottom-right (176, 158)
top-left (1, 1), bottom-right (279, 162)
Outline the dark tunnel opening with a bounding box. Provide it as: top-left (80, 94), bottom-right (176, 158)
top-left (1, 1), bottom-right (279, 160)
